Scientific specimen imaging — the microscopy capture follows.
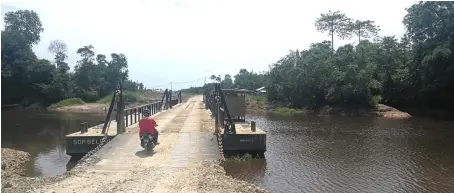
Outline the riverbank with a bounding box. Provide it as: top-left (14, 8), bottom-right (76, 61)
top-left (247, 96), bottom-right (412, 119)
top-left (48, 91), bottom-right (195, 113)
top-left (1, 148), bottom-right (32, 192)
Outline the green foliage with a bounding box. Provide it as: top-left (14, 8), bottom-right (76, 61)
top-left (273, 107), bottom-right (304, 116)
top-left (372, 95), bottom-right (382, 106)
top-left (48, 98), bottom-right (85, 109)
top-left (3, 10), bottom-right (43, 46)
top-left (4, 3), bottom-right (454, 114)
top-left (347, 20), bottom-right (380, 43)
top-left (1, 9), bottom-right (145, 106)
top-left (315, 10), bottom-right (352, 49)
top-left (264, 2), bottom-right (454, 112)
top-left (229, 153), bottom-right (255, 163)
top-left (250, 95), bottom-right (267, 103)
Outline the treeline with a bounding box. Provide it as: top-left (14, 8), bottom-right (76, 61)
top-left (267, 1), bottom-right (454, 110)
top-left (1, 10), bottom-right (144, 106)
top-left (180, 69), bottom-right (267, 94)
top-left (190, 2), bottom-right (454, 112)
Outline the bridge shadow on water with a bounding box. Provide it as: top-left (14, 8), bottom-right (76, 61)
top-left (66, 155), bottom-right (83, 171)
top-left (223, 152), bottom-right (268, 184)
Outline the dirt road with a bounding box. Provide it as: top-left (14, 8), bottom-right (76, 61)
top-left (33, 96), bottom-right (269, 193)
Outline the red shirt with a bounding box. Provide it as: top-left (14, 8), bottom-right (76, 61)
top-left (139, 117), bottom-right (157, 136)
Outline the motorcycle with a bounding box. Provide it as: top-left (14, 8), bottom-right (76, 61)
top-left (140, 132), bottom-right (156, 153)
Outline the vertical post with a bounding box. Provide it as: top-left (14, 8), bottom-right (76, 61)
top-left (80, 122), bottom-right (85, 134)
top-left (160, 89), bottom-right (168, 110)
top-left (125, 110), bottom-right (129, 127)
top-left (140, 107), bottom-right (143, 118)
top-left (117, 83), bottom-right (125, 134)
top-left (179, 91), bottom-right (182, 103)
top-left (129, 109), bottom-right (132, 126)
top-left (214, 102), bottom-right (219, 134)
top-left (134, 108), bottom-right (137, 123)
top-left (169, 90), bottom-right (173, 109)
top-left (102, 88), bottom-right (118, 134)
top-left (251, 121), bottom-right (256, 132)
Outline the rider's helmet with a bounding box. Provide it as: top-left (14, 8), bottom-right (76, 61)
top-left (143, 109), bottom-right (151, 117)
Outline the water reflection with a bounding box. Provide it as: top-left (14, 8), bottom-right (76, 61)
top-left (1, 110), bottom-right (106, 177)
top-left (224, 159), bottom-right (267, 184)
top-left (224, 112), bottom-right (454, 193)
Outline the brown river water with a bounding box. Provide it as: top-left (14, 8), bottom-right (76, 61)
top-left (2, 110), bottom-right (454, 193)
top-left (225, 112), bottom-right (454, 193)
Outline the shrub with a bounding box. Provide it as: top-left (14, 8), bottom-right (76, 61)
top-left (273, 107), bottom-right (304, 116)
top-left (48, 98), bottom-right (85, 109)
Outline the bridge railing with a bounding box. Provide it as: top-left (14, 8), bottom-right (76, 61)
top-left (122, 92), bottom-right (181, 128)
top-left (124, 102), bottom-right (162, 127)
top-left (98, 85), bottom-right (184, 134)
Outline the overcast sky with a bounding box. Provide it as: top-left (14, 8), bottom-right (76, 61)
top-left (1, 0), bottom-right (415, 90)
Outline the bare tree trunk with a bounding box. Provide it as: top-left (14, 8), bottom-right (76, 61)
top-left (332, 33), bottom-right (334, 50)
top-left (331, 23), bottom-right (334, 50)
top-left (358, 29), bottom-right (361, 43)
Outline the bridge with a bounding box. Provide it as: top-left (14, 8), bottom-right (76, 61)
top-left (34, 84), bottom-right (267, 193)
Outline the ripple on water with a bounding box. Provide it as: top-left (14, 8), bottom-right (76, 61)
top-left (224, 114), bottom-right (454, 193)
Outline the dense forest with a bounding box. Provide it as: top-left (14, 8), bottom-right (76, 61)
top-left (1, 10), bottom-right (145, 106)
top-left (187, 2), bottom-right (454, 112)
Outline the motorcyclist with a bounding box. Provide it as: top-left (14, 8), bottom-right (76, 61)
top-left (138, 109), bottom-right (159, 146)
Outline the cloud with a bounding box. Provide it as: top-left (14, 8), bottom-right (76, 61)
top-left (1, 0), bottom-right (415, 90)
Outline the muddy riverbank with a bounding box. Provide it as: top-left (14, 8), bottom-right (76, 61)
top-left (1, 148), bottom-right (32, 191)
top-left (246, 96), bottom-right (411, 119)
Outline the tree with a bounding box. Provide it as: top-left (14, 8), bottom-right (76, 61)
top-left (73, 45), bottom-right (100, 101)
top-left (2, 10), bottom-right (147, 105)
top-left (347, 20), bottom-right (380, 43)
top-left (215, 75), bottom-right (221, 82)
top-left (48, 40), bottom-right (69, 72)
top-left (221, 74), bottom-right (233, 88)
top-left (210, 75), bottom-right (216, 82)
top-left (401, 1), bottom-right (454, 109)
top-left (3, 10), bottom-right (44, 46)
top-left (315, 10), bottom-right (352, 49)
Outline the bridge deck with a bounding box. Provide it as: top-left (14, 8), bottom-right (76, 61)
top-left (38, 96), bottom-right (222, 193)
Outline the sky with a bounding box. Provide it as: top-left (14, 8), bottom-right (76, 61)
top-left (1, 0), bottom-right (416, 90)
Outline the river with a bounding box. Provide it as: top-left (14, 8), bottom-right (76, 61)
top-left (224, 112), bottom-right (454, 193)
top-left (2, 110), bottom-right (454, 192)
top-left (1, 110), bottom-right (106, 177)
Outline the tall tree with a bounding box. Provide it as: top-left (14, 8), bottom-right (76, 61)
top-left (3, 10), bottom-right (44, 46)
top-left (48, 40), bottom-right (69, 73)
top-left (210, 75), bottom-right (216, 82)
top-left (315, 10), bottom-right (352, 49)
top-left (347, 20), bottom-right (380, 43)
top-left (216, 75), bottom-right (221, 82)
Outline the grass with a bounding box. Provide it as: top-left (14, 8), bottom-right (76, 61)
top-left (372, 95), bottom-right (382, 106)
top-left (250, 95), bottom-right (267, 103)
top-left (272, 107), bottom-right (304, 116)
top-left (229, 153), bottom-right (255, 163)
top-left (48, 98), bottom-right (85, 109)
